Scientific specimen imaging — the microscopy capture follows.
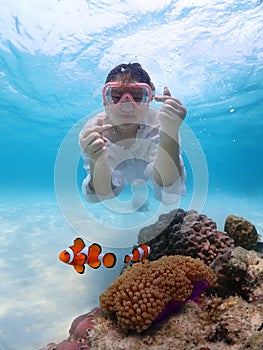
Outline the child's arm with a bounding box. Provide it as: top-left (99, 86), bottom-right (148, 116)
top-left (153, 87), bottom-right (187, 187)
top-left (79, 118), bottom-right (114, 196)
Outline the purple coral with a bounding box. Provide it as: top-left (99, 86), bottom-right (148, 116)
top-left (152, 280), bottom-right (209, 324)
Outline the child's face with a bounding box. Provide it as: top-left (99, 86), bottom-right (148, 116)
top-left (103, 80), bottom-right (152, 126)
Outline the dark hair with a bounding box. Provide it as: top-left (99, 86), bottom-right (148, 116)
top-left (105, 63), bottom-right (155, 93)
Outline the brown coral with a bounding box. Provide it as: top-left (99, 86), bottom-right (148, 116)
top-left (224, 214), bottom-right (258, 249)
top-left (138, 209), bottom-right (235, 266)
top-left (99, 255), bottom-right (216, 333)
top-left (209, 246), bottom-right (263, 300)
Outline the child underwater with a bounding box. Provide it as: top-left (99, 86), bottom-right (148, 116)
top-left (79, 63), bottom-right (187, 205)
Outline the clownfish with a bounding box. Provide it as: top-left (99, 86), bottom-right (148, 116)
top-left (124, 244), bottom-right (151, 264)
top-left (59, 237), bottom-right (117, 274)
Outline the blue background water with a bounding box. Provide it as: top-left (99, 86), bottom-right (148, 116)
top-left (0, 1), bottom-right (262, 349)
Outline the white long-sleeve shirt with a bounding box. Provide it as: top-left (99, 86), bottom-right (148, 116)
top-left (80, 109), bottom-right (186, 205)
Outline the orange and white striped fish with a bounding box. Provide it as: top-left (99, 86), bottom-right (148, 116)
top-left (59, 238), bottom-right (116, 274)
top-left (124, 244), bottom-right (151, 264)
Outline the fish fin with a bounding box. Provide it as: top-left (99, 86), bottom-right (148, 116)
top-left (75, 253), bottom-right (86, 266)
top-left (140, 243), bottom-right (148, 251)
top-left (89, 243), bottom-right (102, 255)
top-left (88, 260), bottom-right (101, 269)
top-left (73, 237), bottom-right (85, 250)
top-left (74, 264), bottom-right (85, 274)
top-left (103, 253), bottom-right (117, 268)
top-left (124, 255), bottom-right (131, 264)
top-left (87, 243), bottom-right (102, 269)
top-left (131, 248), bottom-right (140, 262)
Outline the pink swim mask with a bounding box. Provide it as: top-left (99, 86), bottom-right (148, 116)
top-left (102, 82), bottom-right (153, 110)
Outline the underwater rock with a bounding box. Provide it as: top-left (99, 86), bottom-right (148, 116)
top-left (69, 307), bottom-right (101, 341)
top-left (38, 340), bottom-right (89, 350)
top-left (100, 255), bottom-right (216, 332)
top-left (38, 343), bottom-right (57, 350)
top-left (55, 340), bottom-right (89, 349)
top-left (37, 308), bottom-right (102, 350)
top-left (86, 295), bottom-right (263, 350)
top-left (209, 246), bottom-right (263, 301)
top-left (224, 214), bottom-right (258, 250)
top-left (38, 295), bottom-right (263, 349)
top-left (139, 209), bottom-right (234, 266)
top-left (203, 296), bottom-right (263, 348)
top-left (239, 331), bottom-right (263, 350)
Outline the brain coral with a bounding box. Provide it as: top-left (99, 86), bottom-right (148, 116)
top-left (224, 214), bottom-right (258, 250)
top-left (138, 209), bottom-right (235, 265)
top-left (100, 255), bottom-right (216, 332)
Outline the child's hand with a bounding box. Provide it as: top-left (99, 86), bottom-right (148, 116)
top-left (79, 117), bottom-right (111, 162)
top-left (155, 87), bottom-right (187, 136)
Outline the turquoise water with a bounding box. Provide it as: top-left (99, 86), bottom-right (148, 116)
top-left (0, 1), bottom-right (263, 349)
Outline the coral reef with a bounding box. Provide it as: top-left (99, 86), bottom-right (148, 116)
top-left (239, 331), bottom-right (263, 350)
top-left (68, 307), bottom-right (101, 341)
top-left (138, 208), bottom-right (187, 243)
top-left (224, 214), bottom-right (259, 250)
top-left (210, 246), bottom-right (263, 301)
top-left (38, 209), bottom-right (263, 350)
top-left (138, 209), bottom-right (235, 265)
top-left (38, 308), bottom-right (102, 350)
top-left (39, 296), bottom-right (263, 350)
top-left (38, 341), bottom-right (89, 350)
top-left (88, 296), bottom-right (262, 350)
top-left (99, 255), bottom-right (216, 332)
